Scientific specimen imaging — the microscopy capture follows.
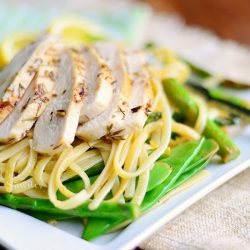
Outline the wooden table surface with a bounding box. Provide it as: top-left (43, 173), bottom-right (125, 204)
top-left (145, 0), bottom-right (250, 45)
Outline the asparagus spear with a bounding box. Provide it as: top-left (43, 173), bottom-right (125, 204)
top-left (163, 78), bottom-right (240, 162)
top-left (187, 81), bottom-right (250, 116)
top-left (0, 194), bottom-right (139, 220)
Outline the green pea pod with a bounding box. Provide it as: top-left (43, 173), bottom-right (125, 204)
top-left (85, 162), bottom-right (104, 177)
top-left (0, 194), bottom-right (139, 220)
top-left (169, 159), bottom-right (209, 192)
top-left (83, 217), bottom-right (117, 241)
top-left (141, 138), bottom-right (205, 212)
top-left (148, 139), bottom-right (217, 191)
top-left (146, 162), bottom-right (172, 192)
top-left (57, 175), bottom-right (98, 201)
top-left (183, 139), bottom-right (218, 173)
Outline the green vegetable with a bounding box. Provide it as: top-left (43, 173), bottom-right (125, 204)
top-left (170, 158), bottom-right (209, 191)
top-left (83, 217), bottom-right (117, 241)
top-left (0, 194), bottom-right (139, 220)
top-left (183, 139), bottom-right (218, 173)
top-left (142, 138), bottom-right (205, 212)
top-left (144, 41), bottom-right (156, 49)
top-left (163, 78), bottom-right (240, 162)
top-left (85, 162), bottom-right (104, 177)
top-left (147, 162), bottom-right (172, 192)
top-left (203, 119), bottom-right (240, 162)
top-left (186, 62), bottom-right (211, 79)
top-left (214, 116), bottom-right (237, 126)
top-left (209, 88), bottom-right (250, 110)
top-left (145, 112), bottom-right (162, 125)
top-left (187, 80), bottom-right (250, 117)
top-left (58, 176), bottom-right (98, 200)
top-left (83, 139), bottom-right (216, 240)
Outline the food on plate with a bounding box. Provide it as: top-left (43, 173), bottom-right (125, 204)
top-left (0, 31), bottom-right (37, 68)
top-left (0, 20), bottom-right (249, 241)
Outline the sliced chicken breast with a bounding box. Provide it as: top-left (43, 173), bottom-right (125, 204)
top-left (33, 48), bottom-right (86, 154)
top-left (79, 45), bottom-right (114, 123)
top-left (76, 43), bottom-right (132, 141)
top-left (0, 36), bottom-right (61, 124)
top-left (0, 39), bottom-right (39, 96)
top-left (0, 63), bottom-right (59, 144)
top-left (123, 49), bottom-right (153, 133)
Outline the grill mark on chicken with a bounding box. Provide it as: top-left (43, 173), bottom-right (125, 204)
top-left (50, 111), bottom-right (53, 122)
top-left (3, 138), bottom-right (16, 145)
top-left (131, 105), bottom-right (142, 113)
top-left (101, 125), bottom-right (125, 142)
top-left (26, 66), bottom-right (36, 75)
top-left (119, 107), bottom-right (126, 120)
top-left (0, 101), bottom-right (13, 110)
top-left (144, 101), bottom-right (152, 114)
top-left (21, 97), bottom-right (31, 111)
top-left (56, 109), bottom-right (66, 117)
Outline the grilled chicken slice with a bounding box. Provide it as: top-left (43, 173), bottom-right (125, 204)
top-left (123, 49), bottom-right (153, 133)
top-left (76, 43), bottom-right (132, 141)
top-left (33, 48), bottom-right (86, 154)
top-left (0, 64), bottom-right (59, 143)
top-left (0, 39), bottom-right (39, 96)
top-left (0, 36), bottom-right (60, 124)
top-left (79, 46), bottom-right (114, 123)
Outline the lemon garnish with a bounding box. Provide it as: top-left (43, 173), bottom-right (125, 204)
top-left (0, 31), bottom-right (36, 68)
top-left (48, 16), bottom-right (106, 46)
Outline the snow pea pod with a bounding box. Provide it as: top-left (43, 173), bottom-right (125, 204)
top-left (0, 194), bottom-right (139, 220)
top-left (57, 175), bottom-right (98, 201)
top-left (147, 162), bottom-right (172, 192)
top-left (183, 139), bottom-right (218, 173)
top-left (147, 139), bottom-right (217, 192)
top-left (83, 217), bottom-right (118, 241)
top-left (85, 162), bottom-right (104, 177)
top-left (141, 138), bottom-right (205, 212)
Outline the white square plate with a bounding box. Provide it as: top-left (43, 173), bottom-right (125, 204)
top-left (0, 113), bottom-right (250, 250)
top-left (0, 4), bottom-right (249, 248)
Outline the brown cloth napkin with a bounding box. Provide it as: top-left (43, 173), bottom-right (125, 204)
top-left (140, 168), bottom-right (250, 250)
